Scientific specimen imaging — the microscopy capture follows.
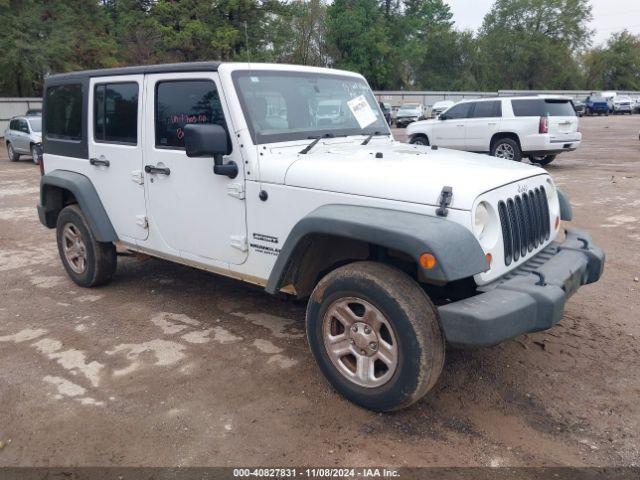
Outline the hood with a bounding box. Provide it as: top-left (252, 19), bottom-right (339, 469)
top-left (275, 141), bottom-right (547, 210)
top-left (397, 109), bottom-right (421, 117)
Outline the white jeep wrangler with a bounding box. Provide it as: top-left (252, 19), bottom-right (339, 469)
top-left (38, 62), bottom-right (604, 411)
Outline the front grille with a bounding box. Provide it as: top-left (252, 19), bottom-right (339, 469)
top-left (498, 187), bottom-right (551, 265)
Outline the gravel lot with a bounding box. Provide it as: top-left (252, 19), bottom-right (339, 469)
top-left (0, 116), bottom-right (639, 467)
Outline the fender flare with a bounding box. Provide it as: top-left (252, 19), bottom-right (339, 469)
top-left (265, 204), bottom-right (489, 294)
top-left (38, 170), bottom-right (117, 242)
top-left (557, 188), bottom-right (573, 221)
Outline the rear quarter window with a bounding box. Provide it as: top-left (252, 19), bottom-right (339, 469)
top-left (45, 84), bottom-right (83, 140)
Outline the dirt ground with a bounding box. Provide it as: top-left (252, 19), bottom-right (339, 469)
top-left (0, 116), bottom-right (639, 468)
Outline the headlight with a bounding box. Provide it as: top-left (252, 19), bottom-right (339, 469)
top-left (474, 202), bottom-right (490, 237)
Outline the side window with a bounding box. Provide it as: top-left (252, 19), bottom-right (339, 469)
top-left (444, 103), bottom-right (472, 120)
top-left (155, 80), bottom-right (226, 149)
top-left (472, 101), bottom-right (501, 118)
top-left (94, 82), bottom-right (138, 144)
top-left (19, 119), bottom-right (29, 133)
top-left (9, 119), bottom-right (18, 131)
top-left (45, 84), bottom-right (83, 140)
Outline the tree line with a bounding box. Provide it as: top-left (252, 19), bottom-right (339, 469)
top-left (1, 0), bottom-right (639, 97)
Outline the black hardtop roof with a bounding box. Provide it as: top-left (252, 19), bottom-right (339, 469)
top-left (45, 61), bottom-right (222, 83)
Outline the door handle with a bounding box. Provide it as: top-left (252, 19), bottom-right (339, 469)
top-left (456, 124), bottom-right (465, 127)
top-left (488, 122), bottom-right (497, 125)
top-left (89, 157), bottom-right (110, 167)
top-left (144, 165), bottom-right (171, 175)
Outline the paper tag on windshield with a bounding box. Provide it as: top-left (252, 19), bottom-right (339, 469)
top-left (347, 95), bottom-right (377, 129)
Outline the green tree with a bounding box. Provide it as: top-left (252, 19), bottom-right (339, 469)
top-left (0, 0), bottom-right (117, 96)
top-left (583, 31), bottom-right (640, 90)
top-left (326, 0), bottom-right (393, 89)
top-left (477, 0), bottom-right (592, 90)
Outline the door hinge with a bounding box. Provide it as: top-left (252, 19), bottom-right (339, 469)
top-left (227, 183), bottom-right (245, 199)
top-left (131, 170), bottom-right (144, 185)
top-left (230, 235), bottom-right (248, 252)
top-left (136, 215), bottom-right (148, 229)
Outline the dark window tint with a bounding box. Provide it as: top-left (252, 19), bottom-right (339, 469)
top-left (512, 99), bottom-right (576, 117)
top-left (443, 102), bottom-right (472, 119)
top-left (9, 119), bottom-right (18, 130)
top-left (45, 84), bottom-right (83, 140)
top-left (471, 100), bottom-right (501, 118)
top-left (155, 80), bottom-right (225, 149)
top-left (94, 83), bottom-right (138, 144)
top-left (18, 119), bottom-right (29, 132)
top-left (544, 99), bottom-right (576, 116)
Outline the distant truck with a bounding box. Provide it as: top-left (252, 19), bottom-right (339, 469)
top-left (585, 95), bottom-right (609, 116)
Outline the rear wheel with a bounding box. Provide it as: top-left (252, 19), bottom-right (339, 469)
top-left (491, 137), bottom-right (522, 161)
top-left (7, 143), bottom-right (19, 162)
top-left (306, 261), bottom-right (445, 412)
top-left (409, 135), bottom-right (429, 146)
top-left (56, 205), bottom-right (117, 288)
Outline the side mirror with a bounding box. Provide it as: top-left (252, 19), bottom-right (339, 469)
top-left (438, 114), bottom-right (448, 120)
top-left (184, 123), bottom-right (237, 179)
top-left (184, 123), bottom-right (229, 157)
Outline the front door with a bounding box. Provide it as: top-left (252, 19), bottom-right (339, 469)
top-left (142, 72), bottom-right (247, 265)
top-left (431, 102), bottom-right (472, 148)
top-left (88, 75), bottom-right (148, 241)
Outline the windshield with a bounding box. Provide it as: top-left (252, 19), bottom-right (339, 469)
top-left (232, 70), bottom-right (389, 144)
top-left (28, 117), bottom-right (42, 132)
top-left (616, 96), bottom-right (631, 102)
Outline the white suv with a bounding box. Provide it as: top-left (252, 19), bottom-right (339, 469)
top-left (37, 62), bottom-right (603, 411)
top-left (406, 96), bottom-right (581, 166)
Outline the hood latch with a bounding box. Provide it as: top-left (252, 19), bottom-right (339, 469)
top-left (436, 186), bottom-right (453, 217)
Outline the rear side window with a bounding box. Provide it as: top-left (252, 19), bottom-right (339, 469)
top-left (94, 82), bottom-right (139, 144)
top-left (155, 80), bottom-right (226, 149)
top-left (471, 101), bottom-right (501, 118)
top-left (512, 99), bottom-right (576, 117)
top-left (45, 84), bottom-right (83, 140)
top-left (9, 119), bottom-right (18, 130)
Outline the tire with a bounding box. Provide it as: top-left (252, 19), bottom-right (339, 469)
top-left (530, 154), bottom-right (556, 166)
top-left (31, 144), bottom-right (40, 165)
top-left (306, 261), bottom-right (445, 412)
top-left (409, 135), bottom-right (429, 146)
top-left (56, 205), bottom-right (117, 288)
top-left (6, 143), bottom-right (19, 162)
top-left (491, 137), bottom-right (522, 161)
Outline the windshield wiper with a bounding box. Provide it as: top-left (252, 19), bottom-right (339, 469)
top-left (361, 131), bottom-right (389, 145)
top-left (299, 133), bottom-right (339, 154)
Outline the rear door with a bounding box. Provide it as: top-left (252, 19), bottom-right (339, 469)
top-left (431, 102), bottom-right (472, 148)
top-left (88, 75), bottom-right (148, 241)
top-left (16, 119), bottom-right (31, 152)
top-left (464, 100), bottom-right (502, 152)
top-left (544, 99), bottom-right (579, 143)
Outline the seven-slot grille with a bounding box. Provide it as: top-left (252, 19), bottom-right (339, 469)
top-left (497, 187), bottom-right (551, 266)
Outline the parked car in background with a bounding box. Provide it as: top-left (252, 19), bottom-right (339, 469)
top-left (379, 101), bottom-right (392, 125)
top-left (585, 95), bottom-right (609, 116)
top-left (26, 108), bottom-right (42, 115)
top-left (4, 115), bottom-right (42, 164)
top-left (395, 103), bottom-right (424, 127)
top-left (633, 98), bottom-right (640, 113)
top-left (573, 99), bottom-right (586, 117)
top-left (406, 96), bottom-right (580, 166)
top-left (430, 100), bottom-right (455, 118)
top-left (612, 95), bottom-right (633, 115)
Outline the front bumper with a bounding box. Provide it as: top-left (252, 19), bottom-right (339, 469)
top-left (396, 118), bottom-right (418, 127)
top-left (438, 228), bottom-right (604, 346)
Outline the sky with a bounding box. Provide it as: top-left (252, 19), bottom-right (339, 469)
top-left (447, 0), bottom-right (640, 46)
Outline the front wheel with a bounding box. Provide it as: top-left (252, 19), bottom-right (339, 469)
top-left (409, 135), bottom-right (430, 146)
top-left (31, 144), bottom-right (40, 165)
top-left (530, 154), bottom-right (556, 166)
top-left (306, 261), bottom-right (445, 412)
top-left (491, 137), bottom-right (522, 161)
top-left (56, 205), bottom-right (117, 288)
